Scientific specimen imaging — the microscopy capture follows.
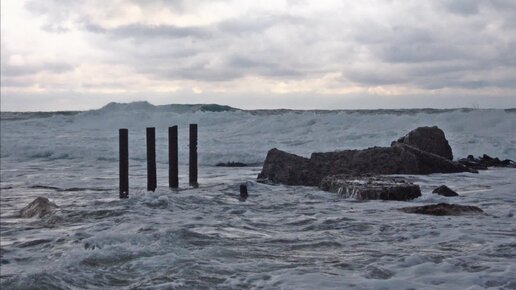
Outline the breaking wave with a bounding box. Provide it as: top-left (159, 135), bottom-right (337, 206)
top-left (1, 103), bottom-right (515, 165)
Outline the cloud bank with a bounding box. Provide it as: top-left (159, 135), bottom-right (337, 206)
top-left (1, 0), bottom-right (515, 110)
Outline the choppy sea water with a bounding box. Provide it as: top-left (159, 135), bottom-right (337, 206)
top-left (1, 104), bottom-right (515, 289)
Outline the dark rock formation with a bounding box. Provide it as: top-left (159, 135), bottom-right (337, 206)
top-left (320, 175), bottom-right (421, 201)
top-left (257, 148), bottom-right (316, 185)
top-left (258, 144), bottom-right (474, 186)
top-left (216, 161), bottom-right (248, 167)
top-left (399, 203), bottom-right (483, 216)
top-left (458, 154), bottom-right (516, 170)
top-left (392, 126), bottom-right (453, 160)
top-left (432, 185), bottom-right (459, 197)
top-left (20, 197), bottom-right (58, 218)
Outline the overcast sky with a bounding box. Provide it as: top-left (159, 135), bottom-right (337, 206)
top-left (1, 0), bottom-right (516, 111)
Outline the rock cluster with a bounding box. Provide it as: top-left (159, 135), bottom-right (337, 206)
top-left (458, 154), bottom-right (516, 170)
top-left (398, 203), bottom-right (484, 216)
top-left (258, 126), bottom-right (474, 187)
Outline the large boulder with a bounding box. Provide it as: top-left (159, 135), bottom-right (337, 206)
top-left (257, 144), bottom-right (474, 186)
top-left (20, 197), bottom-right (58, 218)
top-left (398, 203), bottom-right (483, 216)
top-left (257, 148), bottom-right (317, 185)
top-left (392, 126), bottom-right (453, 160)
top-left (320, 175), bottom-right (421, 201)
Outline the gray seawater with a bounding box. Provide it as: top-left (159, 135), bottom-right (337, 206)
top-left (1, 106), bottom-right (516, 289)
top-left (1, 159), bottom-right (515, 289)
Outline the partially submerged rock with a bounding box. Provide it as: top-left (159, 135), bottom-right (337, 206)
top-left (320, 175), bottom-right (421, 201)
top-left (399, 203), bottom-right (483, 216)
top-left (458, 154), bottom-right (516, 170)
top-left (258, 144), bottom-right (474, 186)
top-left (257, 148), bottom-right (316, 185)
top-left (392, 126), bottom-right (453, 160)
top-left (20, 197), bottom-right (58, 218)
top-left (432, 185), bottom-right (459, 197)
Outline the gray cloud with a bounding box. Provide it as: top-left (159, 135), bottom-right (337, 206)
top-left (1, 62), bottom-right (74, 77)
top-left (6, 0), bottom-right (516, 106)
top-left (85, 23), bottom-right (213, 39)
top-left (441, 0), bottom-right (482, 15)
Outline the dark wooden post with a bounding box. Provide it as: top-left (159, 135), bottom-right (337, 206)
top-left (189, 124), bottom-right (198, 187)
top-left (146, 127), bottom-right (157, 192)
top-left (169, 126), bottom-right (178, 188)
top-left (239, 183), bottom-right (248, 201)
top-left (119, 129), bottom-right (129, 198)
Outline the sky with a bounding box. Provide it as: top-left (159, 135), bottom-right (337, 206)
top-left (1, 0), bottom-right (516, 111)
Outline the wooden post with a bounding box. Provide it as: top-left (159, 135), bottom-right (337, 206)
top-left (169, 126), bottom-right (178, 188)
top-left (119, 129), bottom-right (129, 198)
top-left (189, 124), bottom-right (198, 187)
top-left (146, 127), bottom-right (157, 192)
top-left (240, 183), bottom-right (248, 201)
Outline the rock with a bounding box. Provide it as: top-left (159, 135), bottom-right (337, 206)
top-left (392, 126), bottom-right (453, 160)
top-left (398, 203), bottom-right (483, 216)
top-left (258, 144), bottom-right (474, 186)
top-left (432, 185), bottom-right (459, 197)
top-left (458, 154), bottom-right (516, 170)
top-left (216, 161), bottom-right (248, 167)
top-left (19, 197), bottom-right (58, 218)
top-left (320, 175), bottom-right (421, 201)
top-left (257, 148), bottom-right (317, 185)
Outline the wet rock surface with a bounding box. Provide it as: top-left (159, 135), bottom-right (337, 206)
top-left (392, 126), bottom-right (453, 160)
top-left (432, 185), bottom-right (459, 197)
top-left (320, 175), bottom-right (422, 201)
top-left (257, 148), bottom-right (317, 185)
top-left (19, 197), bottom-right (58, 218)
top-left (458, 154), bottom-right (516, 170)
top-left (258, 144), bottom-right (474, 186)
top-left (399, 203), bottom-right (484, 216)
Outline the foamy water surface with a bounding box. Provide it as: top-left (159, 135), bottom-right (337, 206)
top-left (1, 104), bottom-right (515, 289)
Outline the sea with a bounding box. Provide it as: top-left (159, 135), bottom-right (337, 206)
top-left (1, 102), bottom-right (515, 289)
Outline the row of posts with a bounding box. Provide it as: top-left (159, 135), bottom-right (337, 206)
top-left (119, 124), bottom-right (198, 198)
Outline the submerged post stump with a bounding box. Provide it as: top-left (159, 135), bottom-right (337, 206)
top-left (240, 183), bottom-right (248, 201)
top-left (119, 129), bottom-right (129, 198)
top-left (189, 124), bottom-right (198, 187)
top-left (169, 126), bottom-right (179, 189)
top-left (147, 127), bottom-right (157, 192)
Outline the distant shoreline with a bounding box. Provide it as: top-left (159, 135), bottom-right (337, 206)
top-left (1, 101), bottom-right (515, 120)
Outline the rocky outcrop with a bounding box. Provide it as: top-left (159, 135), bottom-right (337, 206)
top-left (432, 185), bottom-right (459, 197)
top-left (320, 175), bottom-right (421, 201)
top-left (458, 154), bottom-right (516, 170)
top-left (399, 203), bottom-right (483, 216)
top-left (20, 197), bottom-right (58, 218)
top-left (392, 126), bottom-right (453, 160)
top-left (257, 148), bottom-right (317, 185)
top-left (258, 144), bottom-right (474, 186)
